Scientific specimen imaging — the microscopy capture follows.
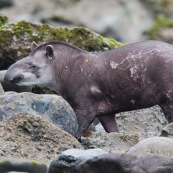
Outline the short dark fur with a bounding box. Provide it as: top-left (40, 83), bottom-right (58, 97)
top-left (5, 40), bottom-right (173, 139)
top-left (30, 41), bottom-right (85, 56)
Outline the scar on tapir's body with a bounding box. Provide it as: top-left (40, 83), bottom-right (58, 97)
top-left (4, 40), bottom-right (173, 139)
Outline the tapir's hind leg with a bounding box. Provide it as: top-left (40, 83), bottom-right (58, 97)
top-left (98, 113), bottom-right (119, 132)
top-left (160, 103), bottom-right (173, 122)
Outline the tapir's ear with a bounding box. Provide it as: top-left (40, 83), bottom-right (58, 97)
top-left (31, 41), bottom-right (38, 52)
top-left (46, 45), bottom-right (54, 61)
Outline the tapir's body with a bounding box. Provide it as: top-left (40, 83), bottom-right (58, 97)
top-left (4, 40), bottom-right (173, 138)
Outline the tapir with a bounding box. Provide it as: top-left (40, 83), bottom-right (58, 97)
top-left (4, 40), bottom-right (173, 139)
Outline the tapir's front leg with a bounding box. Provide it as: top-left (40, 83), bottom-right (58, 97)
top-left (75, 108), bottom-right (96, 140)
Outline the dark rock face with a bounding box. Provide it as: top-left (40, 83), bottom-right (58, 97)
top-left (0, 92), bottom-right (78, 136)
top-left (0, 0), bottom-right (13, 9)
top-left (48, 150), bottom-right (173, 173)
top-left (161, 123), bottom-right (173, 137)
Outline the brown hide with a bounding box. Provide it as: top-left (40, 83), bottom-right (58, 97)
top-left (4, 40), bottom-right (173, 139)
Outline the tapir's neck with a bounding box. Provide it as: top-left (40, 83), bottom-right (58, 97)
top-left (47, 47), bottom-right (86, 94)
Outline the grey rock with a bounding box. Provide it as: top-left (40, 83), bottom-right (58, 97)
top-left (0, 157), bottom-right (47, 173)
top-left (48, 150), bottom-right (173, 173)
top-left (48, 148), bottom-right (108, 173)
top-left (0, 113), bottom-right (83, 164)
top-left (0, 92), bottom-right (78, 136)
top-left (95, 106), bottom-right (167, 140)
top-left (128, 137), bottom-right (173, 157)
top-left (82, 132), bottom-right (139, 153)
top-left (117, 105), bottom-right (168, 140)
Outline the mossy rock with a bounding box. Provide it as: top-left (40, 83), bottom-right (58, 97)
top-left (0, 14), bottom-right (8, 28)
top-left (0, 19), bottom-right (124, 70)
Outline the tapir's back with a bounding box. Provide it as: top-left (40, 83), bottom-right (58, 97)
top-left (91, 40), bottom-right (173, 111)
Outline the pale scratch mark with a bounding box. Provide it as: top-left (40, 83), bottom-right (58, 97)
top-left (130, 99), bottom-right (136, 106)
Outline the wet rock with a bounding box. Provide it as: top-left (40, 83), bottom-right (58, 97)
top-left (161, 123), bottom-right (173, 137)
top-left (49, 150), bottom-right (173, 173)
top-left (0, 113), bottom-right (83, 164)
top-left (127, 137), bottom-right (173, 157)
top-left (82, 132), bottom-right (139, 153)
top-left (0, 92), bottom-right (78, 136)
top-left (0, 157), bottom-right (47, 173)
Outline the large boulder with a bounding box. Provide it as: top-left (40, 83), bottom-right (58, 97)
top-left (0, 113), bottom-right (83, 164)
top-left (0, 92), bottom-right (78, 136)
top-left (127, 137), bottom-right (173, 157)
top-left (48, 149), bottom-right (173, 173)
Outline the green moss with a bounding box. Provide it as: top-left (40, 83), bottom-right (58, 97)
top-left (31, 160), bottom-right (38, 165)
top-left (147, 14), bottom-right (173, 39)
top-left (66, 26), bottom-right (123, 51)
top-left (12, 21), bottom-right (33, 38)
top-left (9, 21), bottom-right (123, 51)
top-left (49, 27), bottom-right (68, 41)
top-left (0, 20), bottom-right (124, 69)
top-left (0, 14), bottom-right (8, 27)
top-left (0, 29), bottom-right (13, 47)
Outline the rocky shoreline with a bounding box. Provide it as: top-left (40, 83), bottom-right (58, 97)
top-left (0, 14), bottom-right (173, 172)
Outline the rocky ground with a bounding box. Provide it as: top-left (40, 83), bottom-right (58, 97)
top-left (1, 1), bottom-right (173, 171)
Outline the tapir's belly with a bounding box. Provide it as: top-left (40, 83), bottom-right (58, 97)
top-left (96, 80), bottom-right (166, 114)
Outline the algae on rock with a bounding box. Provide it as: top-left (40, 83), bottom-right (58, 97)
top-left (0, 18), bottom-right (123, 70)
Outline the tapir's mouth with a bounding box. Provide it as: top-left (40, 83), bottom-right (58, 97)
top-left (4, 74), bottom-right (24, 85)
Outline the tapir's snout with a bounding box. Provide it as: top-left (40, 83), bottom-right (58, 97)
top-left (4, 73), bottom-right (24, 84)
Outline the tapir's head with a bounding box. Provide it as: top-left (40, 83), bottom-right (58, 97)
top-left (4, 42), bottom-right (55, 87)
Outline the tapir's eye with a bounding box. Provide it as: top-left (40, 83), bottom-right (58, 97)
top-left (31, 65), bottom-right (38, 71)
